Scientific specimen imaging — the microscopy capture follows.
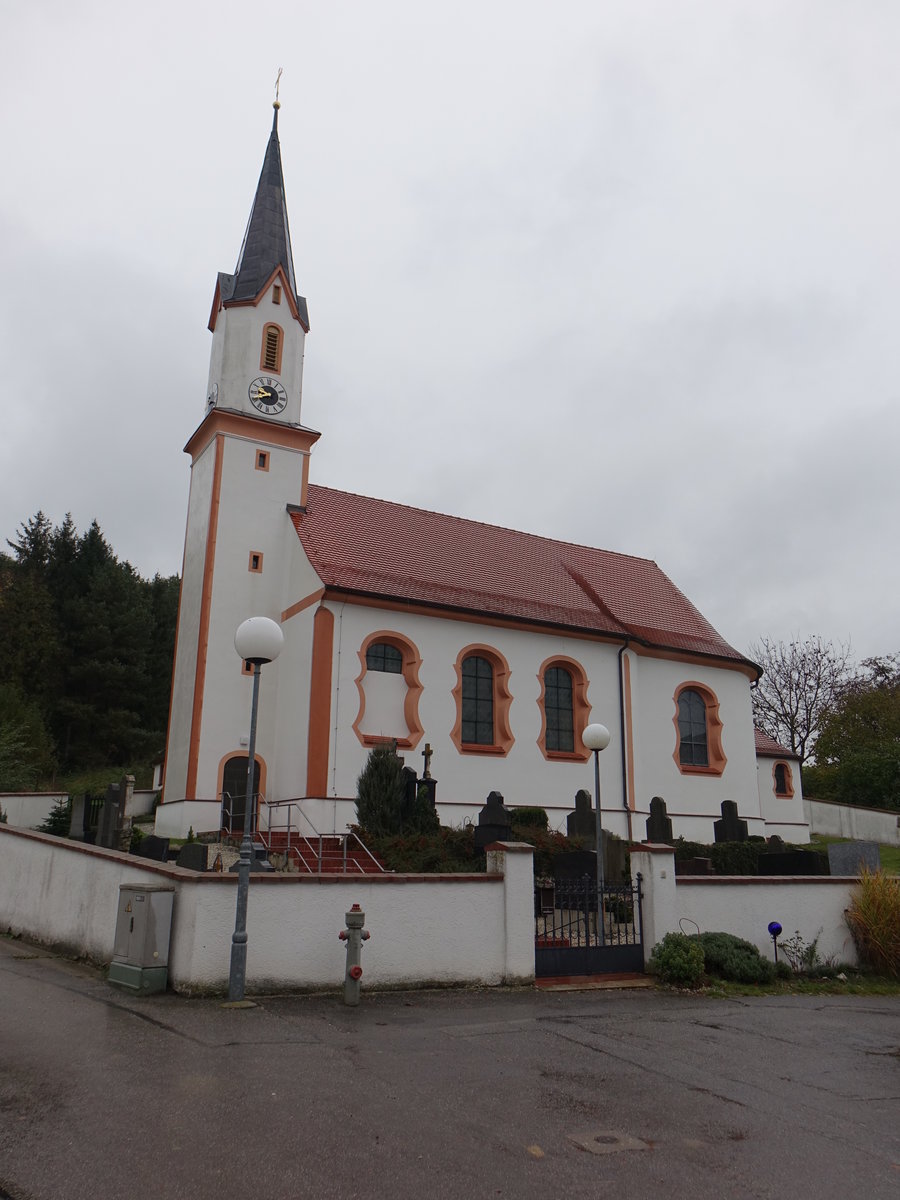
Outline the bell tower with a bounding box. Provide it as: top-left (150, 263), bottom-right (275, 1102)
top-left (162, 99), bottom-right (319, 827)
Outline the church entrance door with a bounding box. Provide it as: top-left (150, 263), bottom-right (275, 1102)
top-left (221, 756), bottom-right (261, 835)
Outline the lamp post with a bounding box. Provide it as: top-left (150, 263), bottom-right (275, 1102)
top-left (582, 722), bottom-right (611, 942)
top-left (228, 616), bottom-right (284, 1002)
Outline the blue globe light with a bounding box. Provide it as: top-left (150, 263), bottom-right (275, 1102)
top-left (768, 921), bottom-right (782, 937)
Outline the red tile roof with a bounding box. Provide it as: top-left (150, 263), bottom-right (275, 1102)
top-left (291, 486), bottom-right (754, 668)
top-left (754, 728), bottom-right (797, 758)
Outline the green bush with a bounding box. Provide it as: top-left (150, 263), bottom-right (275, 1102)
top-left (37, 796), bottom-right (71, 837)
top-left (649, 932), bottom-right (705, 987)
top-left (508, 807), bottom-right (549, 830)
top-left (774, 960), bottom-right (792, 980)
top-left (698, 931), bottom-right (776, 984)
top-left (355, 741), bottom-right (439, 837)
top-left (845, 869), bottom-right (900, 978)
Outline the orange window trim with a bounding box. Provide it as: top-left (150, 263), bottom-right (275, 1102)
top-left (450, 644), bottom-right (514, 757)
top-left (352, 631), bottom-right (425, 751)
top-left (671, 681), bottom-right (727, 777)
top-left (255, 449), bottom-right (270, 472)
top-left (535, 654), bottom-right (590, 763)
top-left (260, 322), bottom-right (285, 374)
top-left (306, 606), bottom-right (335, 796)
top-left (215, 751), bottom-right (267, 824)
top-left (249, 551), bottom-right (264, 574)
top-left (772, 760), bottom-right (795, 798)
top-left (186, 434), bottom-right (224, 799)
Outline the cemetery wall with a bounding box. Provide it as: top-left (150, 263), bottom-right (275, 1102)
top-left (804, 797), bottom-right (900, 846)
top-left (0, 792), bottom-right (67, 830)
top-left (631, 845), bottom-right (860, 967)
top-left (0, 826), bottom-right (534, 992)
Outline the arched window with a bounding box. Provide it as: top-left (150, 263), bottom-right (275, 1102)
top-left (537, 656), bottom-right (591, 762)
top-left (260, 323), bottom-right (284, 373)
top-left (353, 631), bottom-right (424, 749)
top-left (462, 655), bottom-right (495, 745)
top-left (677, 689), bottom-right (708, 766)
top-left (672, 682), bottom-right (726, 776)
top-left (773, 761), bottom-right (794, 797)
top-left (366, 642), bottom-right (403, 673)
top-left (544, 666), bottom-right (573, 751)
top-left (451, 644), bottom-right (514, 756)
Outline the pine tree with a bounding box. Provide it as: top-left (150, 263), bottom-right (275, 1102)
top-left (356, 740), bottom-right (440, 835)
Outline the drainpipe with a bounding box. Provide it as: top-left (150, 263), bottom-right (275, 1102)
top-left (618, 640), bottom-right (633, 843)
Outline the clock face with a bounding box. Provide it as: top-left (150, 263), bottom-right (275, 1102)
top-left (249, 376), bottom-right (288, 415)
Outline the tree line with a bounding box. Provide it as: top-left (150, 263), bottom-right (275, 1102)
top-left (750, 637), bottom-right (900, 811)
top-left (0, 512), bottom-right (179, 790)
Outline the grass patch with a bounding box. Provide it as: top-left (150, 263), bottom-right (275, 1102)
top-left (704, 972), bottom-right (900, 998)
top-left (809, 835), bottom-right (900, 874)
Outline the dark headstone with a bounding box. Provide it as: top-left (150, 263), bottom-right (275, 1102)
top-left (97, 783), bottom-right (124, 850)
top-left (418, 778), bottom-right (437, 807)
top-left (645, 796), bottom-right (673, 843)
top-left (134, 835), bottom-right (170, 862)
top-left (554, 849), bottom-right (599, 879)
top-left (714, 800), bottom-right (748, 843)
top-left (176, 843), bottom-right (209, 872)
top-left (566, 789), bottom-right (596, 844)
top-left (827, 841), bottom-right (880, 876)
top-left (68, 794), bottom-right (88, 842)
top-left (228, 844), bottom-right (274, 872)
top-left (474, 790), bottom-right (512, 850)
top-left (766, 835), bottom-right (786, 854)
top-left (757, 851), bottom-right (830, 876)
top-left (401, 766), bottom-right (418, 809)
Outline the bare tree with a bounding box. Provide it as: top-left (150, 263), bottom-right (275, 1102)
top-left (749, 636), bottom-right (853, 769)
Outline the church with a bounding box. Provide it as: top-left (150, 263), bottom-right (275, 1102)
top-left (158, 103), bottom-right (807, 848)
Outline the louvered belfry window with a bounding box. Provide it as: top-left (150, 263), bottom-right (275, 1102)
top-left (263, 326), bottom-right (280, 370)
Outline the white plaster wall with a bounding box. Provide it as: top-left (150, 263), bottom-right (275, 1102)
top-left (358, 673), bottom-right (408, 741)
top-left (0, 828), bottom-right (534, 992)
top-left (757, 755), bottom-right (809, 839)
top-left (805, 798), bottom-right (900, 846)
top-left (0, 793), bottom-right (66, 829)
top-left (164, 437), bottom-right (217, 803)
top-left (210, 283), bottom-right (306, 427)
top-left (627, 653), bottom-right (760, 826)
top-left (324, 601), bottom-right (626, 828)
top-left (154, 799), bottom-right (222, 839)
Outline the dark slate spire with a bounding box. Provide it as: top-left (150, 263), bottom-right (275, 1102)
top-left (232, 103), bottom-right (299, 304)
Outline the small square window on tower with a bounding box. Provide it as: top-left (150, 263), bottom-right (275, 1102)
top-left (249, 551), bottom-right (264, 574)
top-left (255, 450), bottom-right (270, 472)
top-left (241, 658), bottom-right (254, 676)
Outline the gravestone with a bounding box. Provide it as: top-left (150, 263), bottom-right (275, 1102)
top-left (135, 835), bottom-right (170, 862)
top-left (554, 849), bottom-right (600, 879)
top-left (714, 800), bottom-right (748, 843)
top-left (757, 850), bottom-right (829, 876)
top-left (645, 796), bottom-right (673, 843)
top-left (97, 783), bottom-right (124, 850)
top-left (474, 791), bottom-right (512, 850)
top-left (418, 778), bottom-right (437, 807)
top-left (566, 789), bottom-right (596, 845)
top-left (827, 841), bottom-right (880, 876)
top-left (766, 835), bottom-right (786, 853)
top-left (228, 844), bottom-right (274, 872)
top-left (401, 766), bottom-right (418, 810)
top-left (675, 857), bottom-right (713, 875)
top-left (68, 794), bottom-right (88, 842)
top-left (176, 842), bottom-right (209, 872)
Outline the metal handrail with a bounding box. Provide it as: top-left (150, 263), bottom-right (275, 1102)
top-left (256, 797), bottom-right (385, 874)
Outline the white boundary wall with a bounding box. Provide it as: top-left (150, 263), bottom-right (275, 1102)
top-left (805, 798), bottom-right (900, 846)
top-left (632, 845), bottom-right (860, 966)
top-left (0, 827), bottom-right (534, 993)
top-left (0, 792), bottom-right (66, 829)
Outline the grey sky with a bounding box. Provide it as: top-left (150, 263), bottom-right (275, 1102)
top-left (2, 1), bottom-right (897, 662)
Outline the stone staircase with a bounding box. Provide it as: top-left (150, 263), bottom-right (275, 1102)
top-left (262, 830), bottom-right (387, 875)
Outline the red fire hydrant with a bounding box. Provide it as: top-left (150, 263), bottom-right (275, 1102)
top-left (338, 903), bottom-right (370, 1006)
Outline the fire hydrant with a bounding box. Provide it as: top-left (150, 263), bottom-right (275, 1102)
top-left (338, 903), bottom-right (370, 1006)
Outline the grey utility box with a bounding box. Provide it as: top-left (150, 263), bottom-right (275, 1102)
top-left (108, 884), bottom-right (175, 995)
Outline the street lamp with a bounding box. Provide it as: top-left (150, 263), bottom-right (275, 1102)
top-left (582, 722), bottom-right (611, 941)
top-left (228, 616), bottom-right (284, 1002)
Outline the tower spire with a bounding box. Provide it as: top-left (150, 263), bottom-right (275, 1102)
top-left (232, 78), bottom-right (298, 305)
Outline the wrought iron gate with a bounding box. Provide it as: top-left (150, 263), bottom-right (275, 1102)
top-left (534, 873), bottom-right (644, 977)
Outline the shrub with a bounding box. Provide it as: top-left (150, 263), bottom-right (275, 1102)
top-left (777, 929), bottom-right (830, 975)
top-left (508, 807), bottom-right (549, 830)
top-left (355, 741), bottom-right (439, 837)
top-left (129, 823), bottom-right (145, 853)
top-left (698, 931), bottom-right (776, 984)
top-left (37, 796), bottom-right (71, 837)
top-left (774, 960), bottom-right (792, 980)
top-left (845, 869), bottom-right (900, 978)
top-left (649, 932), bottom-right (704, 987)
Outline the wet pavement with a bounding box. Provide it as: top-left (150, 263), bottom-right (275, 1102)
top-left (1, 936), bottom-right (898, 1199)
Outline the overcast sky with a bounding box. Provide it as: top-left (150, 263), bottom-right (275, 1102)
top-left (2, 1), bottom-right (897, 663)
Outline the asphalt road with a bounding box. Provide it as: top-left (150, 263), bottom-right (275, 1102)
top-left (0, 938), bottom-right (898, 1199)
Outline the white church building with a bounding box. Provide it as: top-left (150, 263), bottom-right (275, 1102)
top-left (159, 104), bottom-right (806, 847)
